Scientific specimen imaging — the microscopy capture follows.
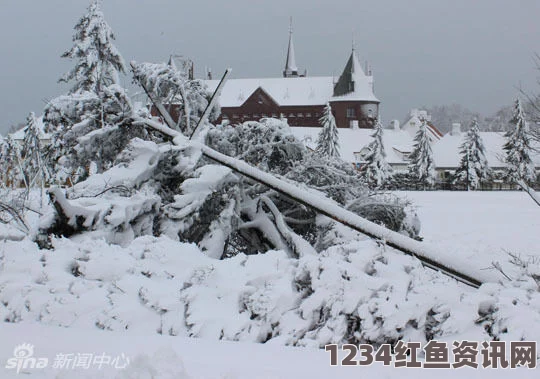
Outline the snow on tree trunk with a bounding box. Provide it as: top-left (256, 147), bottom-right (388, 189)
top-left (503, 98), bottom-right (536, 185)
top-left (408, 119), bottom-right (436, 187)
top-left (360, 119), bottom-right (392, 188)
top-left (0, 135), bottom-right (23, 189)
top-left (453, 119), bottom-right (491, 190)
top-left (316, 103), bottom-right (340, 158)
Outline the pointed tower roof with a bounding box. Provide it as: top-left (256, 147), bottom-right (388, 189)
top-left (332, 48), bottom-right (379, 102)
top-left (283, 18), bottom-right (299, 77)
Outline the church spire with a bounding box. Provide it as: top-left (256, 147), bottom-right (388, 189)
top-left (283, 17), bottom-right (299, 78)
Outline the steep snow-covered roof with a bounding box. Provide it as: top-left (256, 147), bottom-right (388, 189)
top-left (205, 75), bottom-right (378, 108)
top-left (332, 50), bottom-right (379, 103)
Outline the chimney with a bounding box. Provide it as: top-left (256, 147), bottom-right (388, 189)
top-left (391, 120), bottom-right (400, 130)
top-left (451, 122), bottom-right (461, 136)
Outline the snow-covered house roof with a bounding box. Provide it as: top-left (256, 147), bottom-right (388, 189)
top-left (433, 131), bottom-right (540, 169)
top-left (205, 51), bottom-right (379, 108)
top-left (401, 109), bottom-right (443, 142)
top-left (290, 126), bottom-right (412, 166)
top-left (290, 122), bottom-right (540, 171)
top-left (9, 116), bottom-right (50, 142)
top-left (206, 76), bottom-right (336, 107)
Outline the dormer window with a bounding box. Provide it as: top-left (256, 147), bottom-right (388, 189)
top-left (348, 82), bottom-right (355, 92)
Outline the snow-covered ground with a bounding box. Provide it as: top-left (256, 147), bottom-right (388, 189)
top-left (1, 190), bottom-right (539, 378)
top-left (1, 323), bottom-right (537, 379)
top-left (396, 191), bottom-right (540, 277)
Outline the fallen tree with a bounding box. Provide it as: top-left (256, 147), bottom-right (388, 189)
top-left (128, 62), bottom-right (503, 288)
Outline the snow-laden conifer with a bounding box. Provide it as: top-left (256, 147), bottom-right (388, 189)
top-left (316, 103), bottom-right (340, 158)
top-left (408, 118), bottom-right (436, 187)
top-left (453, 119), bottom-right (491, 190)
top-left (503, 98), bottom-right (536, 185)
top-left (60, 0), bottom-right (126, 94)
top-left (44, 1), bottom-right (136, 183)
top-left (360, 119), bottom-right (392, 188)
top-left (20, 112), bottom-right (49, 188)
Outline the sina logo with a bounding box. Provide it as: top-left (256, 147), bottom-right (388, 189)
top-left (5, 343), bottom-right (49, 373)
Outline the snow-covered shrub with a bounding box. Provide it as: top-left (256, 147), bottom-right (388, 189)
top-left (2, 235), bottom-right (540, 351)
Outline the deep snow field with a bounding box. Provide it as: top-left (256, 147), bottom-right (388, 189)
top-left (397, 191), bottom-right (540, 276)
top-left (0, 190), bottom-right (539, 378)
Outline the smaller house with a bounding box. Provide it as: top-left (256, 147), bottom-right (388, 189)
top-left (9, 116), bottom-right (51, 146)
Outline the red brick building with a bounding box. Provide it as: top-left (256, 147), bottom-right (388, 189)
top-left (205, 27), bottom-right (380, 129)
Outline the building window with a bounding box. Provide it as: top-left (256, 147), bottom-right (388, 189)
top-left (272, 113), bottom-right (278, 118)
top-left (305, 112), bottom-right (312, 117)
top-left (253, 114), bottom-right (259, 118)
top-left (288, 113), bottom-right (295, 118)
top-left (347, 108), bottom-right (356, 118)
top-left (232, 114), bottom-right (239, 119)
top-left (297, 113), bottom-right (304, 117)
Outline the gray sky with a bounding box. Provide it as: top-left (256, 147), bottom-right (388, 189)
top-left (1, 0), bottom-right (539, 134)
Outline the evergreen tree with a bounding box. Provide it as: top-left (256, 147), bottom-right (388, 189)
top-left (360, 119), bottom-right (392, 188)
top-left (316, 103), bottom-right (340, 158)
top-left (408, 118), bottom-right (436, 187)
top-left (44, 0), bottom-right (135, 183)
top-left (503, 98), bottom-right (536, 185)
top-left (20, 112), bottom-right (49, 188)
top-left (60, 0), bottom-right (126, 94)
top-left (453, 119), bottom-right (491, 190)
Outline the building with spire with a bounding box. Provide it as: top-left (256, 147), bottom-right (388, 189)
top-left (283, 18), bottom-right (300, 78)
top-left (205, 24), bottom-right (380, 128)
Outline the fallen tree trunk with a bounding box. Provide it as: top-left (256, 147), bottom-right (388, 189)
top-left (134, 115), bottom-right (499, 288)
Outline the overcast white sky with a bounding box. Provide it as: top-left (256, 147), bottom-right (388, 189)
top-left (1, 0), bottom-right (539, 133)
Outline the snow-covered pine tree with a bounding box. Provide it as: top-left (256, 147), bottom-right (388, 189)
top-left (44, 0), bottom-right (138, 183)
top-left (408, 118), bottom-right (436, 187)
top-left (60, 0), bottom-right (126, 94)
top-left (316, 103), bottom-right (340, 158)
top-left (20, 112), bottom-right (49, 188)
top-left (453, 119), bottom-right (491, 190)
top-left (503, 98), bottom-right (536, 185)
top-left (360, 119), bottom-right (392, 188)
